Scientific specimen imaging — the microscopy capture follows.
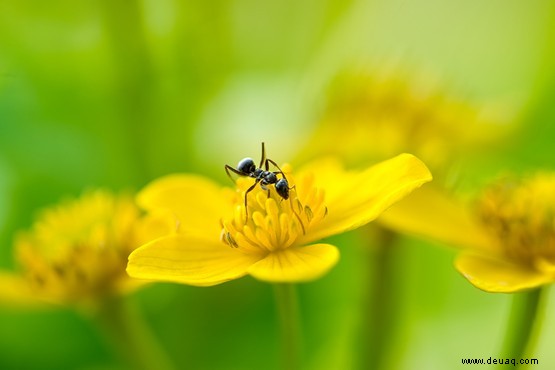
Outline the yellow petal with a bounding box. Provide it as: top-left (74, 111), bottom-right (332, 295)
top-left (137, 174), bottom-right (233, 237)
top-left (535, 258), bottom-right (555, 275)
top-left (0, 272), bottom-right (45, 307)
top-left (247, 244), bottom-right (340, 283)
top-left (127, 234), bottom-right (262, 286)
top-left (455, 252), bottom-right (554, 293)
top-left (378, 184), bottom-right (494, 250)
top-left (302, 154), bottom-right (432, 243)
top-left (132, 208), bottom-right (180, 247)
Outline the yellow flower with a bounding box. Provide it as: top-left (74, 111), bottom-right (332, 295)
top-left (381, 173), bottom-right (555, 293)
top-left (297, 67), bottom-right (511, 244)
top-left (127, 153), bottom-right (432, 286)
top-left (0, 190), bottom-right (174, 307)
top-left (299, 67), bottom-right (509, 175)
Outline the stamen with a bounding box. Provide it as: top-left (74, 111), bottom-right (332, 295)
top-left (220, 229), bottom-right (238, 248)
top-left (255, 227), bottom-right (274, 252)
top-left (266, 198), bottom-right (281, 241)
top-left (31, 272), bottom-right (45, 287)
top-left (256, 192), bottom-right (267, 210)
top-left (304, 205), bottom-right (314, 223)
top-left (16, 190), bottom-right (144, 303)
top-left (53, 264), bottom-right (66, 278)
top-left (74, 268), bottom-right (87, 283)
top-left (220, 166), bottom-right (327, 254)
top-left (279, 213), bottom-right (291, 246)
top-left (477, 174), bottom-right (555, 265)
top-left (252, 211), bottom-right (266, 228)
top-left (295, 199), bottom-right (303, 214)
top-left (292, 209), bottom-right (306, 235)
top-left (235, 232), bottom-right (261, 254)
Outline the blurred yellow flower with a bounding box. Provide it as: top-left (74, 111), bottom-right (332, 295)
top-left (0, 190), bottom-right (174, 307)
top-left (127, 153), bottom-right (432, 286)
top-left (382, 173), bottom-right (555, 293)
top-left (298, 67), bottom-right (512, 252)
top-left (299, 67), bottom-right (509, 175)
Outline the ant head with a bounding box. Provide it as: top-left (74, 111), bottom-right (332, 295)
top-left (237, 158), bottom-right (256, 175)
top-left (275, 178), bottom-right (290, 200)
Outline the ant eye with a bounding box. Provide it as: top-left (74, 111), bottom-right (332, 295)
top-left (237, 158), bottom-right (256, 174)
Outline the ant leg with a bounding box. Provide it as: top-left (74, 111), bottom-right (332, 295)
top-left (225, 165), bottom-right (244, 183)
top-left (243, 179), bottom-right (260, 221)
top-left (289, 196), bottom-right (306, 235)
top-left (259, 142), bottom-right (266, 169)
top-left (267, 158), bottom-right (288, 181)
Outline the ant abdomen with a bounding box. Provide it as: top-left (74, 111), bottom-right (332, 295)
top-left (237, 158), bottom-right (256, 175)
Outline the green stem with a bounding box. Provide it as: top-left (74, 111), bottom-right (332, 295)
top-left (99, 0), bottom-right (153, 185)
top-left (498, 288), bottom-right (544, 368)
top-left (273, 283), bottom-right (302, 370)
top-left (359, 226), bottom-right (399, 370)
top-left (92, 296), bottom-right (176, 370)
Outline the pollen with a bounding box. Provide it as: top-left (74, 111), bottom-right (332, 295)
top-left (477, 173), bottom-right (555, 268)
top-left (220, 170), bottom-right (327, 254)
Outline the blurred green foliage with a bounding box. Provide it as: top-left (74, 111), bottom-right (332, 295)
top-left (1, 1), bottom-right (555, 369)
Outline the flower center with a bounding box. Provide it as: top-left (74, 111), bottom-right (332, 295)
top-left (220, 168), bottom-right (327, 254)
top-left (16, 191), bottom-right (138, 303)
top-left (313, 70), bottom-right (497, 173)
top-left (19, 240), bottom-right (129, 302)
top-left (477, 174), bottom-right (555, 267)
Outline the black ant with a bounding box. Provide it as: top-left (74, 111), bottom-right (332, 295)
top-left (225, 142), bottom-right (292, 220)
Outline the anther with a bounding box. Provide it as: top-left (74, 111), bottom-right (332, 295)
top-left (304, 205), bottom-right (313, 223)
top-left (221, 229), bottom-right (238, 248)
top-left (53, 264), bottom-right (66, 278)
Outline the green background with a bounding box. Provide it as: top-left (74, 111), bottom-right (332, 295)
top-left (1, 1), bottom-right (555, 369)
